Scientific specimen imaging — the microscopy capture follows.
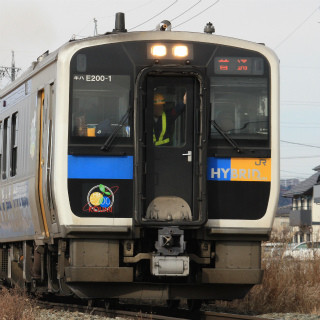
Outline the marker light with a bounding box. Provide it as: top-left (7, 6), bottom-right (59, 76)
top-left (173, 45), bottom-right (188, 57)
top-left (151, 45), bottom-right (167, 57)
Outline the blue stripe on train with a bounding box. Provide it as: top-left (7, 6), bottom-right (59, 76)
top-left (207, 157), bottom-right (231, 181)
top-left (68, 155), bottom-right (134, 179)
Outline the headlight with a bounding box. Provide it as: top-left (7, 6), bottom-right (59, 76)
top-left (147, 43), bottom-right (193, 60)
top-left (173, 45), bottom-right (188, 58)
top-left (150, 45), bottom-right (167, 57)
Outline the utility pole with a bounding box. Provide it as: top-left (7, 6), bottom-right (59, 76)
top-left (11, 51), bottom-right (16, 81)
top-left (0, 51), bottom-right (21, 82)
top-left (93, 18), bottom-right (98, 36)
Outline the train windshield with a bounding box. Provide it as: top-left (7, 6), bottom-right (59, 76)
top-left (71, 75), bottom-right (130, 139)
top-left (210, 77), bottom-right (268, 144)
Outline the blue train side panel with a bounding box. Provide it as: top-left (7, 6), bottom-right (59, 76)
top-left (68, 155), bottom-right (133, 179)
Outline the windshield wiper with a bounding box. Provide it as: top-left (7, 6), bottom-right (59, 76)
top-left (211, 120), bottom-right (242, 153)
top-left (101, 107), bottom-right (132, 151)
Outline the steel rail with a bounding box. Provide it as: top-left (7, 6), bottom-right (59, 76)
top-left (36, 300), bottom-right (274, 320)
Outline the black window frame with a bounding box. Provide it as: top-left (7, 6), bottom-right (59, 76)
top-left (68, 43), bottom-right (135, 153)
top-left (10, 112), bottom-right (18, 177)
top-left (2, 117), bottom-right (8, 180)
top-left (206, 46), bottom-right (272, 156)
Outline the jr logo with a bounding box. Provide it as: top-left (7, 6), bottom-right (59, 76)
top-left (255, 159), bottom-right (267, 166)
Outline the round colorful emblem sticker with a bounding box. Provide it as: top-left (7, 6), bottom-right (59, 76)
top-left (87, 184), bottom-right (117, 212)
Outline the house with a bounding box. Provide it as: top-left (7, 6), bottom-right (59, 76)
top-left (273, 205), bottom-right (291, 240)
top-left (283, 165), bottom-right (320, 243)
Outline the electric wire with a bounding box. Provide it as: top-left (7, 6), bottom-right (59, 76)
top-left (281, 169), bottom-right (313, 176)
top-left (281, 155), bottom-right (320, 159)
top-left (74, 21), bottom-right (92, 38)
top-left (281, 140), bottom-right (320, 149)
top-left (280, 173), bottom-right (312, 179)
top-left (281, 101), bottom-right (320, 106)
top-left (170, 0), bottom-right (202, 22)
top-left (128, 0), bottom-right (178, 31)
top-left (280, 171), bottom-right (312, 180)
top-left (125, 0), bottom-right (156, 14)
top-left (282, 126), bottom-right (320, 129)
top-left (281, 121), bottom-right (320, 128)
top-left (275, 5), bottom-right (320, 49)
top-left (281, 121), bottom-right (320, 124)
top-left (172, 0), bottom-right (220, 29)
top-left (72, 0), bottom-right (156, 38)
top-left (281, 65), bottom-right (320, 70)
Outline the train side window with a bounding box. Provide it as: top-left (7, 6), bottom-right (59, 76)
top-left (2, 117), bottom-right (8, 180)
top-left (10, 112), bottom-right (18, 177)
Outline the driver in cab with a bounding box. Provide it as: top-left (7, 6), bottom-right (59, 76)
top-left (153, 93), bottom-right (186, 146)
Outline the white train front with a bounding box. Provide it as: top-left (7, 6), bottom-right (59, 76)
top-left (0, 15), bottom-right (279, 306)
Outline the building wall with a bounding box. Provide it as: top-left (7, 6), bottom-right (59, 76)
top-left (276, 180), bottom-right (320, 244)
top-left (271, 216), bottom-right (290, 241)
top-left (311, 189), bottom-right (320, 241)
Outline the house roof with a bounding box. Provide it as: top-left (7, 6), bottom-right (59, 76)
top-left (283, 171), bottom-right (320, 198)
top-left (313, 165), bottom-right (320, 172)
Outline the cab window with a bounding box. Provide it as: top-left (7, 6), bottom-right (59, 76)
top-left (210, 77), bottom-right (269, 146)
top-left (71, 75), bottom-right (130, 139)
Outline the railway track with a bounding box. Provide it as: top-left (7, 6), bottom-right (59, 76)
top-left (36, 299), bottom-right (273, 320)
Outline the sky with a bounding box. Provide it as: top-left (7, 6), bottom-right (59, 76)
top-left (0, 0), bottom-right (320, 181)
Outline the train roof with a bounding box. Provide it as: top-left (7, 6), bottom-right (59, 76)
top-left (0, 25), bottom-right (278, 98)
top-left (0, 47), bottom-right (59, 98)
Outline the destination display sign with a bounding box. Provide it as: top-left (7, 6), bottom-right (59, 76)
top-left (214, 57), bottom-right (264, 75)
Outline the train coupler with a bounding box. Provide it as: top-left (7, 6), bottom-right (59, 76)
top-left (155, 226), bottom-right (186, 255)
top-left (151, 227), bottom-right (189, 276)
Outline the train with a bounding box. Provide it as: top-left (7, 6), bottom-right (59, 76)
top-left (0, 13), bottom-right (279, 308)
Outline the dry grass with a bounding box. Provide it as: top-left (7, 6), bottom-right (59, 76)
top-left (0, 286), bottom-right (36, 320)
top-left (215, 244), bottom-right (320, 315)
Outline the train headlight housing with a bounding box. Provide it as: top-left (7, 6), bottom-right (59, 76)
top-left (147, 43), bottom-right (193, 60)
top-left (173, 45), bottom-right (188, 58)
top-left (150, 45), bottom-right (167, 57)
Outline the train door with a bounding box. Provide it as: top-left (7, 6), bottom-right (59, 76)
top-left (38, 84), bottom-right (55, 238)
top-left (142, 76), bottom-right (200, 223)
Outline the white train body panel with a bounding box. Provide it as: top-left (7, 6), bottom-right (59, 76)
top-left (51, 31), bottom-right (279, 234)
top-left (0, 27), bottom-right (279, 301)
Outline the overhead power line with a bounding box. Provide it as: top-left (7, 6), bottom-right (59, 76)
top-left (125, 0), bottom-right (155, 14)
top-left (281, 155), bottom-right (320, 159)
top-left (275, 5), bottom-right (320, 49)
top-left (172, 0), bottom-right (220, 29)
top-left (280, 173), bottom-right (312, 179)
top-left (280, 170), bottom-right (312, 178)
top-left (170, 0), bottom-right (202, 22)
top-left (281, 100), bottom-right (320, 105)
top-left (129, 0), bottom-right (178, 31)
top-left (281, 140), bottom-right (320, 149)
top-left (281, 169), bottom-right (311, 175)
top-left (72, 0), bottom-right (156, 38)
